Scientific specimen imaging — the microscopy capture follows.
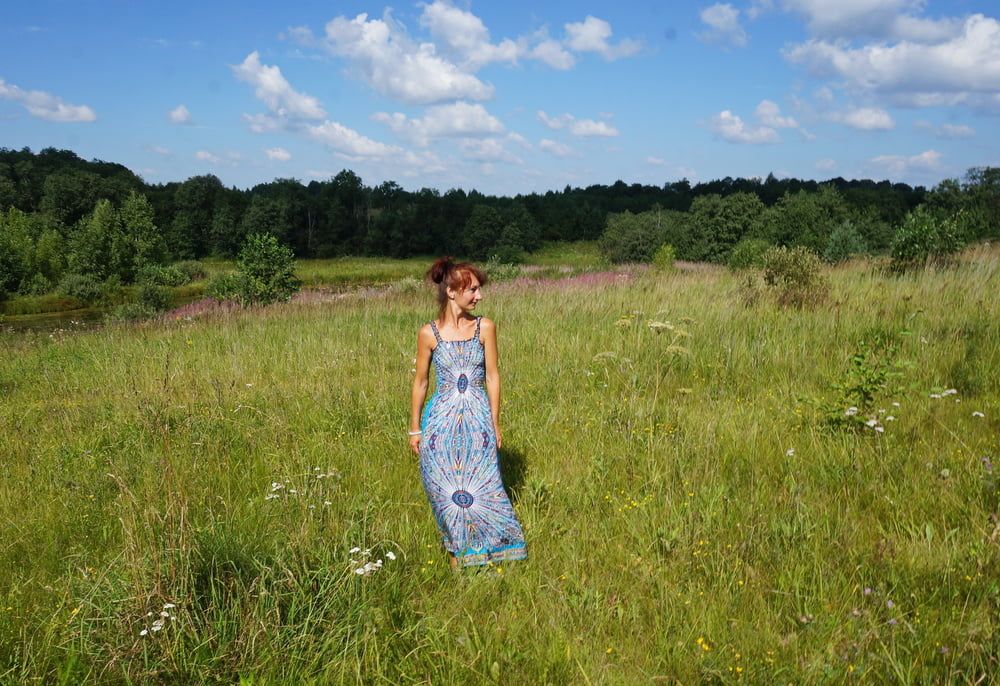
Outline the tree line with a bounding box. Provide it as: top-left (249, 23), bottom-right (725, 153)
top-left (1, 146), bottom-right (997, 299)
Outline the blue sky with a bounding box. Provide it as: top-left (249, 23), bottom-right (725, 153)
top-left (2, 0), bottom-right (998, 195)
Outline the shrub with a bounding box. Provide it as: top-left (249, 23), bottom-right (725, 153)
top-left (484, 256), bottom-right (522, 282)
top-left (23, 273), bottom-right (52, 296)
top-left (136, 264), bottom-right (190, 287)
top-left (205, 271), bottom-right (244, 301)
top-left (173, 260), bottom-right (207, 281)
top-left (235, 233), bottom-right (300, 305)
top-left (761, 245), bottom-right (829, 308)
top-left (652, 243), bottom-right (676, 271)
top-left (137, 283), bottom-right (171, 312)
top-left (890, 206), bottom-right (965, 272)
top-left (824, 221), bottom-right (868, 264)
top-left (598, 211), bottom-right (660, 263)
top-left (57, 273), bottom-right (103, 305)
top-left (727, 239), bottom-right (771, 271)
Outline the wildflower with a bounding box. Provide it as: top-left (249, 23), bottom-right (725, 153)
top-left (865, 419), bottom-right (878, 427)
top-left (885, 599), bottom-right (895, 609)
top-left (785, 448), bottom-right (795, 457)
top-left (845, 407), bottom-right (859, 416)
top-left (891, 401), bottom-right (900, 407)
top-left (349, 547), bottom-right (361, 554)
top-left (875, 426), bottom-right (884, 433)
top-left (863, 587), bottom-right (873, 596)
top-left (929, 393), bottom-right (942, 399)
top-left (887, 618), bottom-right (898, 626)
top-left (943, 388), bottom-right (958, 396)
top-left (270, 482), bottom-right (284, 492)
top-left (163, 603), bottom-right (176, 610)
top-left (139, 629), bottom-right (148, 636)
top-left (973, 411), bottom-right (985, 418)
top-left (885, 416), bottom-right (896, 421)
top-left (386, 551), bottom-right (396, 560)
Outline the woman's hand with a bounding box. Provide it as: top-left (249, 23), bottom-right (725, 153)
top-left (493, 423), bottom-right (502, 450)
top-left (409, 433), bottom-right (421, 456)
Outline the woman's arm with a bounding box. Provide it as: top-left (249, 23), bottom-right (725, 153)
top-left (409, 324), bottom-right (434, 455)
top-left (481, 317), bottom-right (502, 449)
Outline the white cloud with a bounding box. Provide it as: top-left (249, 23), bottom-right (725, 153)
top-left (815, 158), bottom-right (837, 171)
top-left (458, 138), bottom-right (522, 164)
top-left (755, 99), bottom-right (798, 128)
top-left (698, 4), bottom-right (748, 48)
top-left (232, 51), bottom-right (326, 119)
top-left (0, 78), bottom-right (96, 122)
top-left (531, 38), bottom-right (575, 70)
top-left (506, 132), bottom-right (532, 149)
top-left (539, 139), bottom-right (576, 158)
top-left (780, 0), bottom-right (960, 42)
top-left (373, 101), bottom-right (504, 146)
top-left (536, 110), bottom-right (619, 136)
top-left (168, 104), bottom-right (192, 125)
top-left (784, 15), bottom-right (1000, 110)
top-left (915, 120), bottom-right (975, 138)
top-left (242, 113), bottom-right (282, 133)
top-left (830, 106), bottom-right (895, 130)
top-left (322, 12), bottom-right (494, 105)
top-left (306, 120), bottom-right (400, 158)
top-left (710, 110), bottom-right (779, 144)
top-left (419, 1), bottom-right (520, 70)
top-left (747, 0), bottom-right (774, 20)
top-left (869, 149), bottom-right (941, 176)
top-left (564, 16), bottom-right (641, 60)
top-left (195, 150), bottom-right (221, 164)
top-left (646, 156), bottom-right (667, 165)
top-left (149, 146), bottom-right (171, 156)
top-left (265, 147), bottom-right (292, 161)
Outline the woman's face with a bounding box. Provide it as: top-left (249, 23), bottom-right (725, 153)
top-left (451, 274), bottom-right (483, 311)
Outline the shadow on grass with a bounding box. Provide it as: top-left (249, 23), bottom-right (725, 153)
top-left (498, 444), bottom-right (527, 504)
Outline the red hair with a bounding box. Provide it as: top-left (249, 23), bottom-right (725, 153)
top-left (426, 257), bottom-right (487, 316)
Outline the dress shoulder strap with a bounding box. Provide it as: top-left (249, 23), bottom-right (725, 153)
top-left (429, 320), bottom-right (443, 344)
top-left (474, 316), bottom-right (482, 340)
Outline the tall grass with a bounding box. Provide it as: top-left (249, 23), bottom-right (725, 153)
top-left (1, 246), bottom-right (998, 683)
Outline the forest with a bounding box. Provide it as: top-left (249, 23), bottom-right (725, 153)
top-left (1, 145), bottom-right (998, 298)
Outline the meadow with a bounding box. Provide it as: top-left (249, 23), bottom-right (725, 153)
top-left (0, 245), bottom-right (998, 684)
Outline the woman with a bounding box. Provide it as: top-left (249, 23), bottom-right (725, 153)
top-left (409, 257), bottom-right (527, 570)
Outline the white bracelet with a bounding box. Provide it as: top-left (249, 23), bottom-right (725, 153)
top-left (408, 430), bottom-right (423, 436)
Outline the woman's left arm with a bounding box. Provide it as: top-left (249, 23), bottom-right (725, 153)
top-left (481, 317), bottom-right (502, 449)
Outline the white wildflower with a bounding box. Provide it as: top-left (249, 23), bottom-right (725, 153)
top-left (874, 426), bottom-right (884, 433)
top-left (139, 629), bottom-right (148, 636)
top-left (349, 546), bottom-right (361, 554)
top-left (943, 388), bottom-right (958, 396)
top-left (891, 402), bottom-right (901, 408)
top-left (265, 494), bottom-right (280, 501)
top-left (929, 393), bottom-right (942, 399)
top-left (386, 551), bottom-right (396, 560)
top-left (270, 482), bottom-right (284, 492)
top-left (163, 603), bottom-right (176, 609)
top-left (785, 448), bottom-right (795, 457)
top-left (885, 416), bottom-right (896, 422)
top-left (973, 411), bottom-right (985, 418)
top-left (845, 407), bottom-right (859, 416)
top-left (324, 500), bottom-right (332, 506)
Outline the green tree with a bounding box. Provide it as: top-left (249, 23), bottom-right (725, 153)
top-left (0, 208), bottom-right (34, 295)
top-left (823, 221), bottom-right (867, 263)
top-left (169, 175), bottom-right (222, 258)
top-left (598, 210), bottom-right (661, 263)
top-left (235, 233), bottom-right (300, 305)
top-left (463, 205), bottom-right (503, 259)
top-left (116, 191), bottom-right (164, 279)
top-left (68, 199), bottom-right (119, 280)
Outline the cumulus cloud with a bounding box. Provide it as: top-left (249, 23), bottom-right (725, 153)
top-left (710, 110), bottom-right (779, 144)
top-left (784, 14), bottom-right (1000, 111)
top-left (265, 147), bottom-right (292, 161)
top-left (780, 0), bottom-right (960, 42)
top-left (373, 101), bottom-right (504, 146)
top-left (646, 156), bottom-right (667, 165)
top-left (458, 138), bottom-right (522, 164)
top-left (306, 120), bottom-right (400, 159)
top-left (531, 38), bottom-right (575, 70)
top-left (195, 150), bottom-right (221, 164)
top-left (755, 99), bottom-right (798, 128)
top-left (149, 145), bottom-right (171, 156)
top-left (0, 78), bottom-right (97, 122)
top-left (232, 51), bottom-right (326, 119)
top-left (564, 16), bottom-right (641, 60)
top-left (536, 110), bottom-right (619, 136)
top-left (915, 120), bottom-right (975, 138)
top-left (419, 1), bottom-right (520, 70)
top-left (815, 158), bottom-right (837, 171)
top-left (168, 104), bottom-right (192, 125)
top-left (539, 139), bottom-right (576, 158)
top-left (830, 106), bottom-right (895, 130)
top-left (869, 149), bottom-right (941, 176)
top-left (322, 12), bottom-right (494, 105)
top-left (697, 4), bottom-right (748, 48)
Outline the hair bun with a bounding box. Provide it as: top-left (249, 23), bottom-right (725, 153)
top-left (427, 256), bottom-right (454, 284)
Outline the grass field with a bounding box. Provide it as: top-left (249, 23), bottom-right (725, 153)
top-left (1, 245), bottom-right (998, 683)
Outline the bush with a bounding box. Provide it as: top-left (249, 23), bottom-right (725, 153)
top-left (57, 273), bottom-right (103, 305)
top-left (173, 260), bottom-right (207, 281)
top-left (823, 221), bottom-right (867, 264)
top-left (205, 271), bottom-right (244, 301)
top-left (598, 211), bottom-right (660, 263)
top-left (23, 273), bottom-right (52, 296)
top-left (890, 206), bottom-right (965, 272)
top-left (652, 243), bottom-right (676, 271)
top-left (136, 264), bottom-right (190, 287)
top-left (727, 239), bottom-right (771, 271)
top-left (235, 233), bottom-right (300, 305)
top-left (137, 283), bottom-right (171, 312)
top-left (484, 256), bottom-right (522, 282)
top-left (761, 245), bottom-right (829, 308)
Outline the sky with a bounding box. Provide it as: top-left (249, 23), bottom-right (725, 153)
top-left (2, 0), bottom-right (999, 195)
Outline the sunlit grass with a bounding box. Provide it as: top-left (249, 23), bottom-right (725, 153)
top-left (1, 245), bottom-right (998, 683)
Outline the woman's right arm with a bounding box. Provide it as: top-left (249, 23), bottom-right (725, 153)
top-left (409, 324), bottom-right (434, 455)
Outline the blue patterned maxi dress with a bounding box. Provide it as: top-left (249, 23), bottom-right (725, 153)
top-left (419, 316), bottom-right (527, 567)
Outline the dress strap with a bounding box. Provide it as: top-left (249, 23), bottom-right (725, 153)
top-left (429, 320), bottom-right (443, 344)
top-left (474, 316), bottom-right (482, 340)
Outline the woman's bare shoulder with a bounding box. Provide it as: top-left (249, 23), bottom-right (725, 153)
top-left (478, 316), bottom-right (497, 331)
top-left (417, 322), bottom-right (436, 344)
